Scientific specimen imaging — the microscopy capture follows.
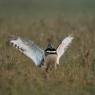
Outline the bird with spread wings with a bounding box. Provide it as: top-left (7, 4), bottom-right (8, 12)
top-left (9, 35), bottom-right (74, 71)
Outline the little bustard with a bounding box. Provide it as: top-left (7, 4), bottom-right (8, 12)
top-left (8, 35), bottom-right (74, 71)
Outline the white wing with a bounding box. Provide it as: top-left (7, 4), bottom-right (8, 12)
top-left (9, 36), bottom-right (44, 66)
top-left (57, 35), bottom-right (74, 64)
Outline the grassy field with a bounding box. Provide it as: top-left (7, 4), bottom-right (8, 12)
top-left (0, 15), bottom-right (95, 95)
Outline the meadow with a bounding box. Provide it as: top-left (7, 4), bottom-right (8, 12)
top-left (0, 14), bottom-right (95, 95)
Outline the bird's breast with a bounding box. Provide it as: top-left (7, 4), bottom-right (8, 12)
top-left (44, 54), bottom-right (57, 64)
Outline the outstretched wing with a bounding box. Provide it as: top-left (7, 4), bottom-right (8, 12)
top-left (57, 35), bottom-right (74, 64)
top-left (9, 36), bottom-right (44, 66)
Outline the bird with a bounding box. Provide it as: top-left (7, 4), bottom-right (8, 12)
top-left (8, 35), bottom-right (74, 72)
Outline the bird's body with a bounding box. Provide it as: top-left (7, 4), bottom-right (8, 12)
top-left (9, 35), bottom-right (74, 71)
top-left (44, 47), bottom-right (57, 71)
top-left (44, 54), bottom-right (57, 72)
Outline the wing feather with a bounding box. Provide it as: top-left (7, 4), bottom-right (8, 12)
top-left (57, 35), bottom-right (74, 64)
top-left (9, 36), bottom-right (44, 66)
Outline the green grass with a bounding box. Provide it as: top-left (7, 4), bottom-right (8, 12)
top-left (0, 15), bottom-right (95, 95)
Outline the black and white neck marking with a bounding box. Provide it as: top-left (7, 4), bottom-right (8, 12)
top-left (45, 43), bottom-right (57, 55)
top-left (45, 48), bottom-right (57, 54)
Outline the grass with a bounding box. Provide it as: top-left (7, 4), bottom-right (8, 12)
top-left (0, 15), bottom-right (95, 95)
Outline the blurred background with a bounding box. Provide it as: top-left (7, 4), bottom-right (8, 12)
top-left (0, 0), bottom-right (95, 95)
top-left (0, 0), bottom-right (95, 16)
